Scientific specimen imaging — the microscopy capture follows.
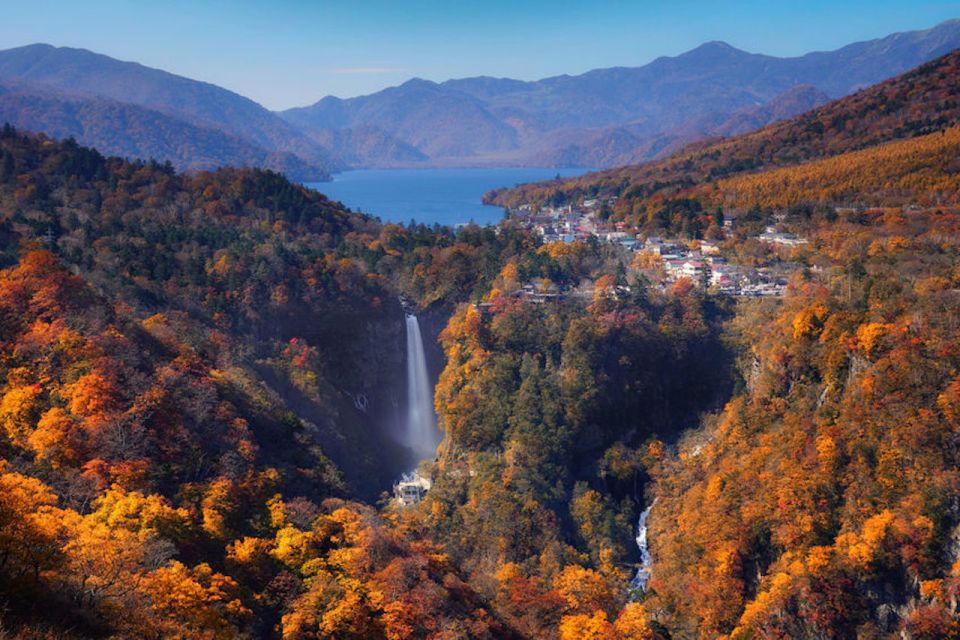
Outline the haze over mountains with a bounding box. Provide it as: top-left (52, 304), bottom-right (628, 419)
top-left (283, 19), bottom-right (960, 168)
top-left (0, 79), bottom-right (328, 180)
top-left (0, 44), bottom-right (338, 180)
top-left (0, 19), bottom-right (958, 176)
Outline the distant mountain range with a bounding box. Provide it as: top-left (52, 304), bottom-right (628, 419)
top-left (486, 44), bottom-right (960, 211)
top-left (283, 19), bottom-right (960, 168)
top-left (0, 20), bottom-right (957, 176)
top-left (0, 79), bottom-right (325, 179)
top-left (0, 44), bottom-right (337, 180)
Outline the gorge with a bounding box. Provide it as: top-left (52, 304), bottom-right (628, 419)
top-left (2, 12), bottom-right (960, 638)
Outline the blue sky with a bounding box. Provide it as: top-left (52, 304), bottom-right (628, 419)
top-left (1, 1), bottom-right (958, 110)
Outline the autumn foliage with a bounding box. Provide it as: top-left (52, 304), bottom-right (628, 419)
top-left (3, 44), bottom-right (960, 639)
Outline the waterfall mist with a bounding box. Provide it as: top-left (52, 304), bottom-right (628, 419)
top-left (403, 313), bottom-right (440, 460)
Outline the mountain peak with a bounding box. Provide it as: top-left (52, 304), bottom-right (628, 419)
top-left (682, 40), bottom-right (747, 58)
top-left (932, 18), bottom-right (960, 29)
top-left (9, 43), bottom-right (56, 52)
top-left (702, 40), bottom-right (736, 49)
top-left (399, 77), bottom-right (438, 89)
top-left (5, 43), bottom-right (114, 63)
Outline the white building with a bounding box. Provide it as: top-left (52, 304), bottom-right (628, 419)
top-left (394, 472), bottom-right (431, 506)
top-left (758, 227), bottom-right (809, 247)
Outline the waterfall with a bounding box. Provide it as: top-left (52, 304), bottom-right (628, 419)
top-left (404, 313), bottom-right (439, 459)
top-left (631, 500), bottom-right (656, 591)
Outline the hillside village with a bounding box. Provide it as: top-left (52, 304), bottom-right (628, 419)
top-left (500, 198), bottom-right (812, 298)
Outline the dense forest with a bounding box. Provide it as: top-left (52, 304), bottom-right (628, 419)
top-left (2, 43), bottom-right (960, 640)
top-left (646, 207), bottom-right (960, 638)
top-left (0, 125), bottom-right (722, 638)
top-left (476, 47), bottom-right (960, 638)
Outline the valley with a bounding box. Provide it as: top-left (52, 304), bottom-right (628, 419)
top-left (1, 9), bottom-right (960, 640)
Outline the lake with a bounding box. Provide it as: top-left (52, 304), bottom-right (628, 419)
top-left (305, 167), bottom-right (590, 227)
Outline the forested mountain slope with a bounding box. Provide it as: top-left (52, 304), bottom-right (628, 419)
top-left (643, 207), bottom-right (960, 638)
top-left (3, 40), bottom-right (960, 638)
top-left (487, 46), bottom-right (960, 215)
top-left (0, 125), bottom-right (740, 638)
top-left (468, 46), bottom-right (960, 638)
top-left (3, 123), bottom-right (716, 637)
top-left (0, 80), bottom-right (325, 179)
top-left (0, 44), bottom-right (337, 179)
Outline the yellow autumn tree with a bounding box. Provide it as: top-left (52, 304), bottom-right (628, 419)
top-left (28, 407), bottom-right (80, 467)
top-left (0, 466), bottom-right (74, 580)
top-left (0, 384), bottom-right (43, 447)
top-left (559, 610), bottom-right (616, 640)
top-left (139, 561), bottom-right (250, 640)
